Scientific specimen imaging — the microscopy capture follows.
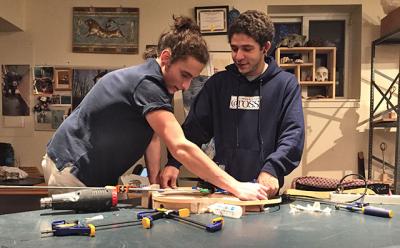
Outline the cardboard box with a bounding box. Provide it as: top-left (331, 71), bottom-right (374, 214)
top-left (381, 6), bottom-right (400, 37)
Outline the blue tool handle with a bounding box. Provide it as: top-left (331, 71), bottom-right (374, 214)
top-left (137, 210), bottom-right (158, 219)
top-left (51, 220), bottom-right (95, 236)
top-left (137, 210), bottom-right (165, 221)
top-left (362, 206), bottom-right (393, 218)
top-left (205, 221), bottom-right (223, 232)
top-left (53, 225), bottom-right (92, 236)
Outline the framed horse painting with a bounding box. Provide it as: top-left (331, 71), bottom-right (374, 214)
top-left (72, 7), bottom-right (139, 54)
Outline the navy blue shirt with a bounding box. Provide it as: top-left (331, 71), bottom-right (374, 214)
top-left (47, 59), bottom-right (173, 186)
top-left (168, 57), bottom-right (304, 187)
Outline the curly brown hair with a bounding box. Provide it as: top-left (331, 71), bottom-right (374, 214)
top-left (157, 16), bottom-right (209, 65)
top-left (228, 10), bottom-right (275, 48)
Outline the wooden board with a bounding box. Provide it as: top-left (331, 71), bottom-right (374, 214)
top-left (151, 188), bottom-right (281, 214)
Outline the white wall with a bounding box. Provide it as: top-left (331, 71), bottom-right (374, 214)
top-left (0, 0), bottom-right (396, 190)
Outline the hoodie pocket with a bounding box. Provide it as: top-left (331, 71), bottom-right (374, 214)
top-left (215, 148), bottom-right (262, 182)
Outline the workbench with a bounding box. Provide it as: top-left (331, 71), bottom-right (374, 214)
top-left (0, 167), bottom-right (47, 214)
top-left (0, 202), bottom-right (399, 248)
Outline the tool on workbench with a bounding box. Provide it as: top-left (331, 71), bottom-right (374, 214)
top-left (165, 210), bottom-right (224, 232)
top-left (40, 188), bottom-right (119, 212)
top-left (37, 185), bottom-right (191, 212)
top-left (283, 194), bottom-right (393, 218)
top-left (137, 208), bottom-right (223, 232)
top-left (0, 184), bottom-right (166, 192)
top-left (138, 209), bottom-right (169, 229)
top-left (42, 216), bottom-right (147, 238)
top-left (335, 202), bottom-right (393, 218)
top-left (41, 220), bottom-right (96, 237)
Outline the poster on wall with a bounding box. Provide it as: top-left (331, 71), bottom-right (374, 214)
top-left (72, 7), bottom-right (139, 54)
top-left (72, 69), bottom-right (112, 110)
top-left (1, 65), bottom-right (30, 116)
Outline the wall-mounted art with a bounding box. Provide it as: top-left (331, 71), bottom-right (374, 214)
top-left (72, 69), bottom-right (112, 110)
top-left (54, 68), bottom-right (72, 91)
top-left (33, 66), bottom-right (54, 95)
top-left (1, 65), bottom-right (30, 116)
top-left (73, 7), bottom-right (139, 54)
top-left (194, 6), bottom-right (229, 35)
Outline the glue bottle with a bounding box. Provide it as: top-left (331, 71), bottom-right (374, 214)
top-left (207, 203), bottom-right (243, 219)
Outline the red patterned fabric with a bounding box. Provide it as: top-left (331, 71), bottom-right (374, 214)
top-left (293, 176), bottom-right (369, 191)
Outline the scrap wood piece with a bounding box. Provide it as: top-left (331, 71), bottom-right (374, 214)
top-left (284, 188), bottom-right (377, 201)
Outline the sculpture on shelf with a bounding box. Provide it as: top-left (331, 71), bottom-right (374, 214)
top-left (315, 66), bottom-right (329, 82)
top-left (277, 34), bottom-right (307, 48)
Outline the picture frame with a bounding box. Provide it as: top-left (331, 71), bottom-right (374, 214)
top-left (33, 66), bottom-right (54, 95)
top-left (2, 64), bottom-right (31, 116)
top-left (194, 6), bottom-right (229, 35)
top-left (72, 68), bottom-right (112, 110)
top-left (72, 7), bottom-right (139, 54)
top-left (34, 106), bottom-right (69, 131)
top-left (34, 111), bottom-right (52, 131)
top-left (201, 51), bottom-right (233, 76)
top-left (209, 51), bottom-right (233, 74)
top-left (54, 68), bottom-right (72, 91)
top-left (50, 94), bottom-right (72, 106)
top-left (60, 95), bottom-right (72, 105)
top-left (51, 109), bottom-right (65, 129)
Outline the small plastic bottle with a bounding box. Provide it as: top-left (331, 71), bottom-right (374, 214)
top-left (208, 203), bottom-right (243, 219)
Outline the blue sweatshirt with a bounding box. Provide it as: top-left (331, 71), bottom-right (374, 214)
top-left (168, 56), bottom-right (304, 187)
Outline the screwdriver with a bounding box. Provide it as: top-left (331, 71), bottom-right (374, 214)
top-left (335, 203), bottom-right (394, 218)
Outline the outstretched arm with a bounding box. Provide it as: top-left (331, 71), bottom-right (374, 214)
top-left (146, 109), bottom-right (270, 201)
top-left (144, 133), bottom-right (161, 184)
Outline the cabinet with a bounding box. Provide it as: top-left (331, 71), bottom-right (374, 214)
top-left (368, 29), bottom-right (400, 193)
top-left (275, 47), bottom-right (336, 99)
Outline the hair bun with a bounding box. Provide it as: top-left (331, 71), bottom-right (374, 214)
top-left (172, 15), bottom-right (200, 33)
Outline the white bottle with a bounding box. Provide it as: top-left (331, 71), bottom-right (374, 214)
top-left (208, 203), bottom-right (243, 219)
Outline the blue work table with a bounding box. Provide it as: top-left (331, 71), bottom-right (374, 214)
top-left (0, 202), bottom-right (399, 248)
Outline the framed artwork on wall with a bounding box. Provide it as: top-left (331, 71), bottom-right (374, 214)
top-left (194, 6), bottom-right (229, 35)
top-left (33, 66), bottom-right (54, 95)
top-left (72, 69), bottom-right (112, 110)
top-left (34, 111), bottom-right (52, 131)
top-left (1, 64), bottom-right (30, 116)
top-left (34, 106), bottom-right (69, 131)
top-left (72, 7), bottom-right (139, 54)
top-left (54, 68), bottom-right (72, 91)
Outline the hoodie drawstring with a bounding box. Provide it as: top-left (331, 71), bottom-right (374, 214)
top-left (235, 80), bottom-right (240, 148)
top-left (258, 79), bottom-right (265, 165)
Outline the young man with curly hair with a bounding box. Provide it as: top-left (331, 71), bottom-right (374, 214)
top-left (162, 10), bottom-right (305, 198)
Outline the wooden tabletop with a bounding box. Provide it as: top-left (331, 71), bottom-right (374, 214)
top-left (0, 167), bottom-right (48, 196)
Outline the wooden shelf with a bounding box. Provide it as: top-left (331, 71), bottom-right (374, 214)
top-left (276, 47), bottom-right (336, 99)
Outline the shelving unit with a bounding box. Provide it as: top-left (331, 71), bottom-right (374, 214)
top-left (275, 47), bottom-right (336, 99)
top-left (368, 29), bottom-right (400, 193)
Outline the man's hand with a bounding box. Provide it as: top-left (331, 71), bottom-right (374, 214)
top-left (233, 182), bottom-right (270, 201)
top-left (160, 166), bottom-right (180, 188)
top-left (257, 171), bottom-right (279, 198)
